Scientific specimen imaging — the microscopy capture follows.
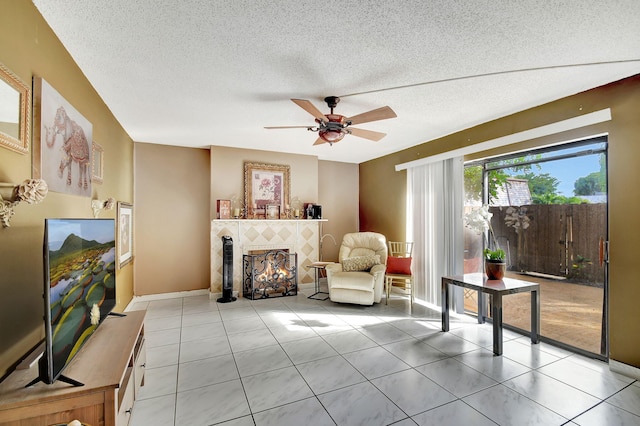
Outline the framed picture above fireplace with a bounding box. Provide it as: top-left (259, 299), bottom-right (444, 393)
top-left (244, 161), bottom-right (290, 218)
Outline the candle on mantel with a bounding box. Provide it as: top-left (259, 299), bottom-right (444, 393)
top-left (294, 209), bottom-right (300, 218)
top-left (233, 208), bottom-right (240, 217)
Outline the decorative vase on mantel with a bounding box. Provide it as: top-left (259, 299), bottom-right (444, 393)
top-left (485, 259), bottom-right (506, 280)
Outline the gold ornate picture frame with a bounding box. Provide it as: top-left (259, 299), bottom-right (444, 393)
top-left (0, 62), bottom-right (30, 154)
top-left (244, 161), bottom-right (290, 218)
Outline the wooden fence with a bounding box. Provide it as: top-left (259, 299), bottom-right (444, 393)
top-left (487, 204), bottom-right (606, 285)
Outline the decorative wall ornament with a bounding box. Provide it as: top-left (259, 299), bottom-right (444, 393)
top-left (91, 197), bottom-right (115, 218)
top-left (0, 201), bottom-right (15, 228)
top-left (0, 179), bottom-right (48, 228)
top-left (92, 141), bottom-right (104, 184)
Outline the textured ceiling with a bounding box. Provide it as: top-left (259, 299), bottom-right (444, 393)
top-left (32, 0), bottom-right (640, 163)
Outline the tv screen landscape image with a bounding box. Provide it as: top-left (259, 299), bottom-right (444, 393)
top-left (32, 218), bottom-right (116, 386)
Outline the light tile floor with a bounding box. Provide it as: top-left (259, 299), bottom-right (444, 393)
top-left (126, 287), bottom-right (640, 426)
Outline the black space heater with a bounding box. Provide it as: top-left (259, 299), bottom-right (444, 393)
top-left (217, 235), bottom-right (236, 303)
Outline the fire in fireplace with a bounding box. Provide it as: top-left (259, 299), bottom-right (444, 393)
top-left (243, 250), bottom-right (298, 299)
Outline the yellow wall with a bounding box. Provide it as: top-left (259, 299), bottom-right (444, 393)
top-left (134, 143), bottom-right (210, 295)
top-left (0, 1), bottom-right (134, 376)
top-left (360, 75), bottom-right (640, 368)
top-left (359, 154), bottom-right (407, 239)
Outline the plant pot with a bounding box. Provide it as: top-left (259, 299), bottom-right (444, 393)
top-left (485, 260), bottom-right (506, 280)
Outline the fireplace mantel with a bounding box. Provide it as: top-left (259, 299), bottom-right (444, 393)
top-left (210, 219), bottom-right (326, 297)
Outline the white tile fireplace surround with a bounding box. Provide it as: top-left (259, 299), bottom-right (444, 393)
top-left (210, 220), bottom-right (326, 297)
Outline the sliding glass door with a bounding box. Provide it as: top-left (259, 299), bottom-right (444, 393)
top-left (463, 137), bottom-right (608, 357)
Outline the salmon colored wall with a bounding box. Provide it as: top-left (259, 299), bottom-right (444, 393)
top-left (318, 160), bottom-right (359, 262)
top-left (133, 143), bottom-right (211, 295)
top-left (209, 146), bottom-right (319, 218)
top-left (209, 147), bottom-right (360, 263)
top-left (360, 75), bottom-right (640, 368)
top-left (0, 1), bottom-right (134, 376)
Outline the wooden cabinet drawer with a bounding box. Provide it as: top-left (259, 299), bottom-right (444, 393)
top-left (117, 376), bottom-right (134, 426)
top-left (134, 339), bottom-right (146, 398)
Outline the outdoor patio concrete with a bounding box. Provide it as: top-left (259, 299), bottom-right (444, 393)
top-left (463, 271), bottom-right (604, 354)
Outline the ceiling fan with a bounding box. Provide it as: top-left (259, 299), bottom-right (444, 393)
top-left (265, 96), bottom-right (397, 146)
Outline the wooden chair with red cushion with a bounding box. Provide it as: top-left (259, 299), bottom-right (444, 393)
top-left (385, 241), bottom-right (414, 305)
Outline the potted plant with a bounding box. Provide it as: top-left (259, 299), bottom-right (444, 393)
top-left (484, 248), bottom-right (506, 280)
top-left (465, 205), bottom-right (507, 280)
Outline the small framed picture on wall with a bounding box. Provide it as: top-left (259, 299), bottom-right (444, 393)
top-left (117, 202), bottom-right (133, 268)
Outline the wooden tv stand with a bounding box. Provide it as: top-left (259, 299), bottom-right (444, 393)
top-left (0, 310), bottom-right (146, 426)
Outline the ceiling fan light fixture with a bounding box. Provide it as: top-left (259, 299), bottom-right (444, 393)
top-left (319, 129), bottom-right (344, 143)
top-left (317, 114), bottom-right (348, 143)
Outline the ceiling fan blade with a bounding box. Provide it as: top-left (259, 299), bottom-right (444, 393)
top-left (347, 106), bottom-right (397, 125)
top-left (313, 137), bottom-right (328, 146)
top-left (291, 99), bottom-right (327, 122)
top-left (348, 127), bottom-right (387, 141)
top-left (264, 126), bottom-right (314, 129)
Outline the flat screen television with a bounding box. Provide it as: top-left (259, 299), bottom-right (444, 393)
top-left (27, 218), bottom-right (117, 387)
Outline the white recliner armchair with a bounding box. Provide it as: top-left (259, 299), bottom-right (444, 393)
top-left (325, 232), bottom-right (387, 305)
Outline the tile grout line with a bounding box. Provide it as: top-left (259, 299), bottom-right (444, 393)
top-left (171, 299), bottom-right (184, 426)
top-left (135, 294), bottom-right (637, 426)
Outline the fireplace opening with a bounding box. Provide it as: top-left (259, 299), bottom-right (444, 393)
top-left (243, 249), bottom-right (298, 299)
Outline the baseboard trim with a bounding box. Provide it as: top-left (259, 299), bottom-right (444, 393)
top-left (125, 288), bottom-right (210, 311)
top-left (126, 284), bottom-right (318, 311)
top-left (298, 283), bottom-right (314, 290)
top-left (15, 342), bottom-right (44, 370)
top-left (208, 290), bottom-right (240, 300)
top-left (610, 359), bottom-right (640, 380)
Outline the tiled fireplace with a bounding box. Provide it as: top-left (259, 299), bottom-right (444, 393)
top-left (210, 219), bottom-right (325, 298)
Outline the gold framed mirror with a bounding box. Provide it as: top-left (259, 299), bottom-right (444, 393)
top-left (0, 62), bottom-right (31, 154)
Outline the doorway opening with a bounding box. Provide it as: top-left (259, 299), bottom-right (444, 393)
top-left (463, 136), bottom-right (608, 358)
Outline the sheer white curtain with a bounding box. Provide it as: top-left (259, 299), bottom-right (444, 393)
top-left (407, 157), bottom-right (464, 308)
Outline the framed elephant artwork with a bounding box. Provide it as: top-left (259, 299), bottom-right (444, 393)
top-left (33, 77), bottom-right (93, 197)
